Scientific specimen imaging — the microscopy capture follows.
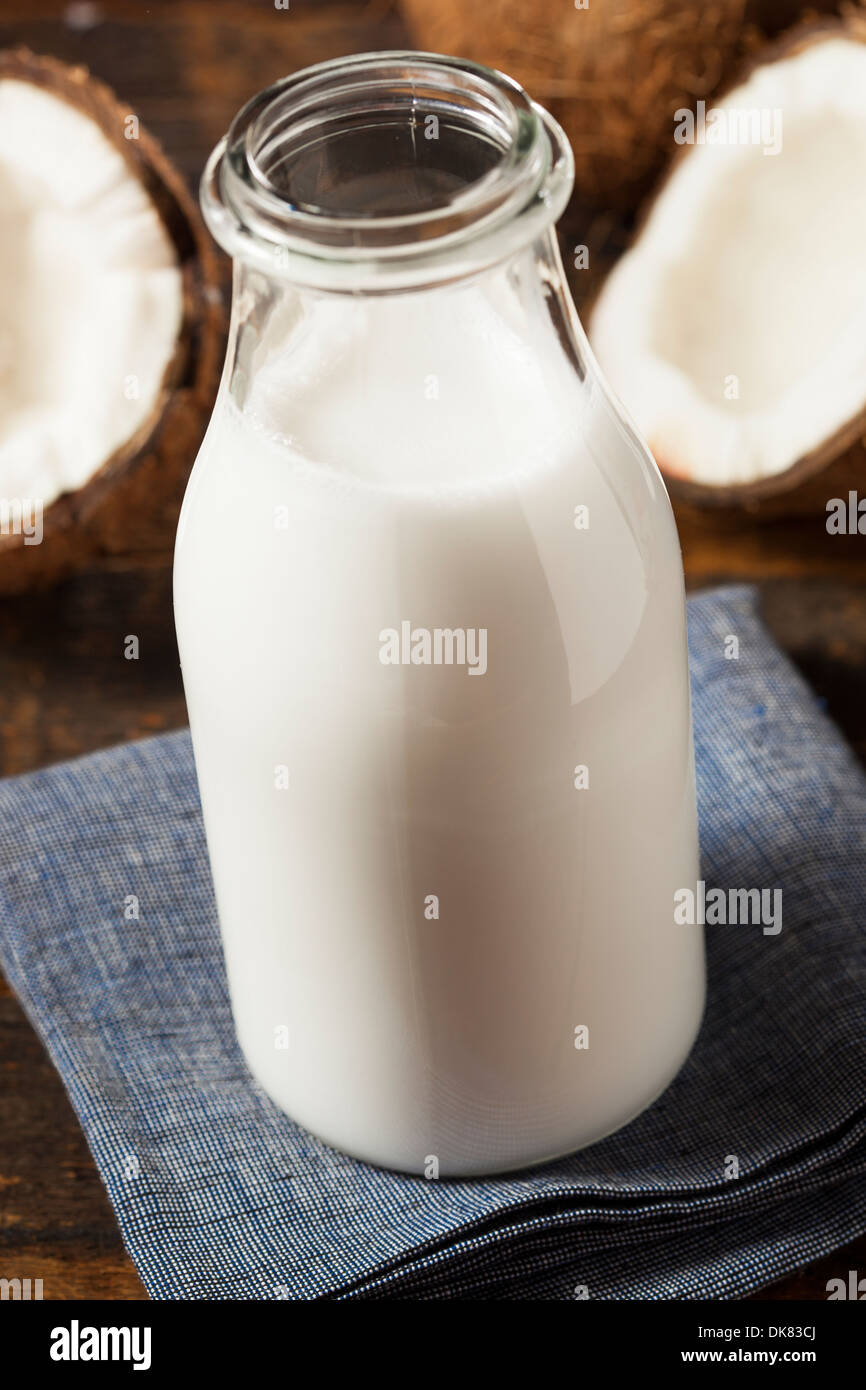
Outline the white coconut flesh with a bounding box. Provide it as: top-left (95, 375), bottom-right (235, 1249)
top-left (590, 37), bottom-right (866, 488)
top-left (0, 79), bottom-right (182, 507)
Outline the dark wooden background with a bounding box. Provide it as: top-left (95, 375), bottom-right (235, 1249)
top-left (0, 0), bottom-right (864, 1300)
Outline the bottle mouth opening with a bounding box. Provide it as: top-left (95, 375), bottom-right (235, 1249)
top-left (202, 51), bottom-right (573, 290)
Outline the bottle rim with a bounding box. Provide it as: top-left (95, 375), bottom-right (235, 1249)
top-left (200, 50), bottom-right (574, 291)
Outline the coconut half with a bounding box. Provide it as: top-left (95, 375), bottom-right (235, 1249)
top-left (589, 27), bottom-right (866, 509)
top-left (0, 77), bottom-right (182, 502)
top-left (0, 50), bottom-right (222, 592)
top-left (400, 0), bottom-right (749, 213)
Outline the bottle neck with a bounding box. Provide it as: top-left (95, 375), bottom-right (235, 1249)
top-left (202, 51), bottom-right (574, 293)
top-left (223, 227), bottom-right (590, 468)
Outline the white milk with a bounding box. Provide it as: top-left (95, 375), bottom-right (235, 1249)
top-left (174, 258), bottom-right (704, 1174)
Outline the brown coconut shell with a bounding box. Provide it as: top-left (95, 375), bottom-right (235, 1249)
top-left (0, 49), bottom-right (225, 595)
top-left (610, 11), bottom-right (866, 519)
top-left (399, 0), bottom-right (753, 213)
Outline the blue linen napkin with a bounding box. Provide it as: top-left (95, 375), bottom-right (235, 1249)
top-left (0, 585), bottom-right (864, 1300)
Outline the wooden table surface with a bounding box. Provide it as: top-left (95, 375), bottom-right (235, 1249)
top-left (1, 0), bottom-right (865, 1300)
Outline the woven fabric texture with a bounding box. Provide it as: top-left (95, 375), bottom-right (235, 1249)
top-left (0, 586), bottom-right (864, 1300)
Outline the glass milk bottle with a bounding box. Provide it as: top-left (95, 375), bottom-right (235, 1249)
top-left (174, 52), bottom-right (705, 1175)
